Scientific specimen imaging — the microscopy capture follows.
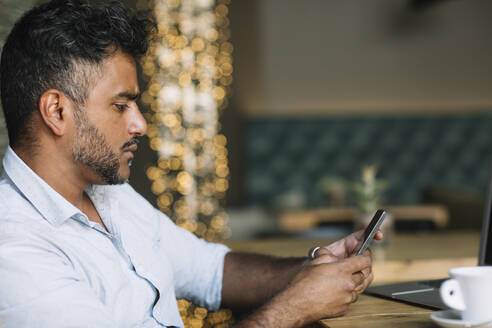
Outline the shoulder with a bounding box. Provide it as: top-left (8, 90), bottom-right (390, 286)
top-left (0, 203), bottom-right (70, 275)
top-left (0, 213), bottom-right (58, 250)
top-left (0, 174), bottom-right (49, 228)
top-left (0, 178), bottom-right (70, 272)
top-left (0, 225), bottom-right (73, 311)
top-left (0, 173), bottom-right (14, 215)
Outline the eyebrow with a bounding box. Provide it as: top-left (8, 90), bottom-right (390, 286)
top-left (111, 91), bottom-right (140, 101)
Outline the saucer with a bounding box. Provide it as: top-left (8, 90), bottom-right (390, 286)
top-left (430, 310), bottom-right (492, 328)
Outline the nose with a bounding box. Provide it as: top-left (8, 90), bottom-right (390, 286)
top-left (129, 104), bottom-right (147, 136)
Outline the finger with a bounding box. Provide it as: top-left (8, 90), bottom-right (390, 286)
top-left (360, 249), bottom-right (374, 262)
top-left (361, 266), bottom-right (371, 279)
top-left (357, 270), bottom-right (374, 293)
top-left (341, 254), bottom-right (371, 273)
top-left (323, 240), bottom-right (347, 259)
top-left (351, 271), bottom-right (365, 286)
top-left (345, 231), bottom-right (365, 253)
top-left (351, 230), bottom-right (365, 241)
top-left (311, 252), bottom-right (339, 265)
top-left (354, 282), bottom-right (365, 294)
top-left (362, 248), bottom-right (372, 277)
top-left (351, 231), bottom-right (383, 255)
top-left (364, 271), bottom-right (374, 288)
top-left (351, 290), bottom-right (359, 303)
top-left (315, 249), bottom-right (339, 263)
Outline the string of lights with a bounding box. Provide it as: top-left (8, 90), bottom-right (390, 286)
top-left (139, 0), bottom-right (232, 241)
top-left (137, 0), bottom-right (233, 326)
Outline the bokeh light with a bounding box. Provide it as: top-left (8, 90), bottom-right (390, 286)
top-left (139, 0), bottom-right (233, 326)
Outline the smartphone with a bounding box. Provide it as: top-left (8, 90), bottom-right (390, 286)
top-left (355, 209), bottom-right (387, 256)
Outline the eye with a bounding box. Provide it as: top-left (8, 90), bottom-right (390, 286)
top-left (114, 104), bottom-right (129, 112)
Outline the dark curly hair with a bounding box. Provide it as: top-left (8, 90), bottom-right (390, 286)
top-left (0, 0), bottom-right (154, 148)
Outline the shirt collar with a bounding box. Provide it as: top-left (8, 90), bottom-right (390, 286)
top-left (3, 146), bottom-right (84, 227)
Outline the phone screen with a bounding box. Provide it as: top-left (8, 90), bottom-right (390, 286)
top-left (355, 209), bottom-right (387, 256)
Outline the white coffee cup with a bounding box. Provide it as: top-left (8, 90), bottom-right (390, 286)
top-left (440, 266), bottom-right (492, 324)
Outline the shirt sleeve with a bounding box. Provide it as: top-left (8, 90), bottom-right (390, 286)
top-left (117, 183), bottom-right (231, 311)
top-left (155, 209), bottom-right (230, 311)
top-left (156, 210), bottom-right (231, 311)
top-left (0, 229), bottom-right (117, 328)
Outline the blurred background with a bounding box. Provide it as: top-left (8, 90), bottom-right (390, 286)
top-left (130, 0), bottom-right (492, 241)
top-left (1, 0), bottom-right (492, 325)
top-left (221, 0), bottom-right (492, 238)
top-left (2, 0), bottom-right (492, 238)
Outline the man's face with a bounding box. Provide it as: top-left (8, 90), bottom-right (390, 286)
top-left (71, 51), bottom-right (147, 185)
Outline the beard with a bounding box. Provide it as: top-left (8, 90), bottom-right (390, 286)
top-left (71, 108), bottom-right (125, 185)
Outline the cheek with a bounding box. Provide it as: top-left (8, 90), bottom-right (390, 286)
top-left (107, 119), bottom-right (130, 140)
top-left (101, 127), bottom-right (126, 148)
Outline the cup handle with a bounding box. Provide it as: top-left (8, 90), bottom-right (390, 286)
top-left (440, 279), bottom-right (466, 311)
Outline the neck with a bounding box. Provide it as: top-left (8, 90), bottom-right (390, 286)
top-left (13, 144), bottom-right (92, 210)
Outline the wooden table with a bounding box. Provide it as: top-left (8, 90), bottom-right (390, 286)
top-left (278, 205), bottom-right (450, 232)
top-left (319, 294), bottom-right (436, 328)
top-left (225, 231), bottom-right (479, 327)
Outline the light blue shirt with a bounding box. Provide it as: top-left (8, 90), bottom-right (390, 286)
top-left (0, 147), bottom-right (230, 327)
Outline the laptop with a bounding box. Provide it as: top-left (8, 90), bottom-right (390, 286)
top-left (365, 172), bottom-right (492, 309)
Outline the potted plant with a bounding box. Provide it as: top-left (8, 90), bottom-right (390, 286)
top-left (353, 165), bottom-right (393, 243)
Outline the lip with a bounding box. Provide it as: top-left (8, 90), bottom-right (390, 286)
top-left (123, 144), bottom-right (138, 153)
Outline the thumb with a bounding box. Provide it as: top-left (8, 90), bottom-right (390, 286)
top-left (312, 248), bottom-right (339, 264)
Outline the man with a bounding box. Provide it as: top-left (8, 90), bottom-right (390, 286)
top-left (0, 1), bottom-right (381, 327)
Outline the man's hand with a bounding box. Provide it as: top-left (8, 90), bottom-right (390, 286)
top-left (229, 231), bottom-right (382, 327)
top-left (237, 253), bottom-right (373, 328)
top-left (307, 229), bottom-right (383, 291)
top-left (283, 253), bottom-right (373, 323)
top-left (311, 229), bottom-right (384, 261)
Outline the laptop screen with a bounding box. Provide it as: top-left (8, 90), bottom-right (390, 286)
top-left (479, 170), bottom-right (492, 265)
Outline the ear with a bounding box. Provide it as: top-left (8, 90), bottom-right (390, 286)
top-left (38, 89), bottom-right (75, 136)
